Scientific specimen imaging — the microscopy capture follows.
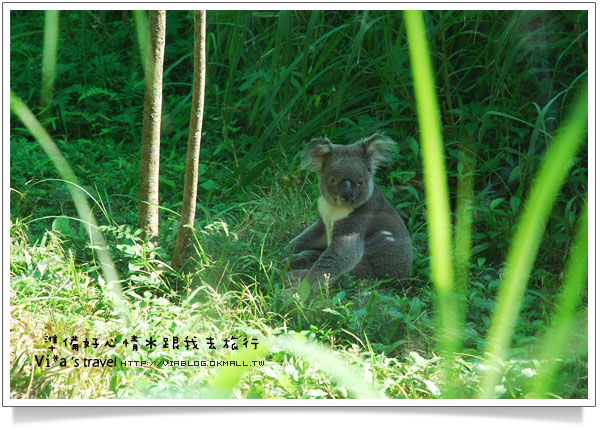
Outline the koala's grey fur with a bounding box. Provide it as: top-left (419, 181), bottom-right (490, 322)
top-left (285, 133), bottom-right (413, 286)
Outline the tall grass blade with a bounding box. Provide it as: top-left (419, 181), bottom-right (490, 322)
top-left (40, 10), bottom-right (59, 120)
top-left (528, 199), bottom-right (588, 398)
top-left (403, 10), bottom-right (460, 396)
top-left (478, 88), bottom-right (588, 398)
top-left (10, 91), bottom-right (130, 323)
top-left (133, 10), bottom-right (149, 70)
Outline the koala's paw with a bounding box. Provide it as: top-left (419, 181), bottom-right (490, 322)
top-left (284, 269), bottom-right (310, 286)
top-left (282, 249), bottom-right (322, 270)
top-left (283, 243), bottom-right (295, 256)
top-left (290, 250), bottom-right (322, 268)
top-left (364, 230), bottom-right (396, 257)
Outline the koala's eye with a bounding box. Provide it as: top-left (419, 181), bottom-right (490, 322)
top-left (329, 177), bottom-right (337, 184)
top-left (357, 179), bottom-right (364, 186)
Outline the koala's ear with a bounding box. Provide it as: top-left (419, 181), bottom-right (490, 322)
top-left (360, 133), bottom-right (397, 172)
top-left (301, 137), bottom-right (333, 172)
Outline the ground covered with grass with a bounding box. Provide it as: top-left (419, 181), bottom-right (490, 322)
top-left (10, 10), bottom-right (588, 399)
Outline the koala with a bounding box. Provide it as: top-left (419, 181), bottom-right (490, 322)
top-left (285, 133), bottom-right (413, 287)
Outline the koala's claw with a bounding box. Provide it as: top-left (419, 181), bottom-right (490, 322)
top-left (284, 269), bottom-right (310, 286)
top-left (364, 230), bottom-right (395, 257)
top-left (283, 243), bottom-right (295, 256)
top-left (286, 249), bottom-right (322, 270)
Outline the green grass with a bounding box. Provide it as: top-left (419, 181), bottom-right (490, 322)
top-left (10, 10), bottom-right (588, 400)
top-left (10, 218), bottom-right (449, 399)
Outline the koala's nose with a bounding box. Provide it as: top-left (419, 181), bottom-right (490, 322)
top-left (339, 179), bottom-right (353, 202)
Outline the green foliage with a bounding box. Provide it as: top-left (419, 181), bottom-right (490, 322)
top-left (478, 89), bottom-right (587, 397)
top-left (10, 10), bottom-right (588, 400)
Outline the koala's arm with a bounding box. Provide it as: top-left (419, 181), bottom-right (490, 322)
top-left (306, 232), bottom-right (364, 285)
top-left (284, 218), bottom-right (327, 256)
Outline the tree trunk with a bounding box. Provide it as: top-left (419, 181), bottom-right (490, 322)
top-left (171, 10), bottom-right (207, 270)
top-left (138, 10), bottom-right (166, 244)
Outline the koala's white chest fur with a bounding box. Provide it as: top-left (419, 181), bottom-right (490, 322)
top-left (318, 196), bottom-right (353, 246)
